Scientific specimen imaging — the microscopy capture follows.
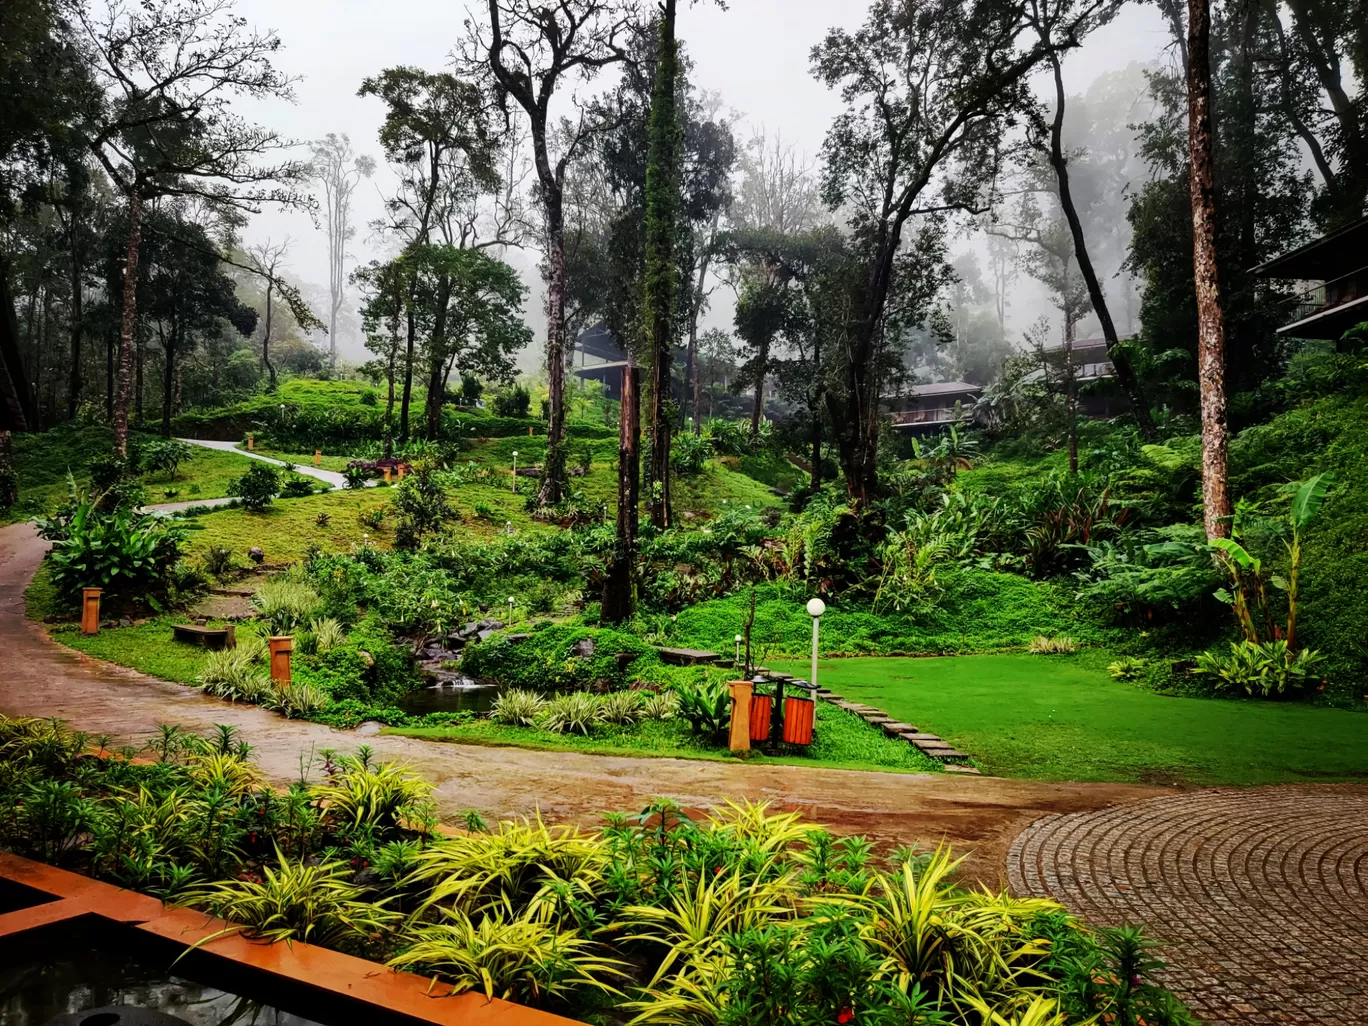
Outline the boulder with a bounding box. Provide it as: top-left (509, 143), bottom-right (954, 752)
top-left (248, 546), bottom-right (265, 564)
top-left (570, 638), bottom-right (597, 658)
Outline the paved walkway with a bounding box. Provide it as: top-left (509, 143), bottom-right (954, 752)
top-left (179, 438), bottom-right (351, 490)
top-left (1008, 787), bottom-right (1368, 1024)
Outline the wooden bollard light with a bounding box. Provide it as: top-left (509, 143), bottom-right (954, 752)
top-left (383, 466), bottom-right (392, 484)
top-left (246, 434), bottom-right (254, 450)
top-left (268, 636), bottom-right (293, 685)
top-left (314, 449), bottom-right (322, 467)
top-left (398, 464), bottom-right (406, 480)
top-left (81, 587), bottom-right (102, 635)
top-left (728, 680), bottom-right (754, 753)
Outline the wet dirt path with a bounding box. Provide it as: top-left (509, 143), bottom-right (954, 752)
top-left (0, 520), bottom-right (1160, 885)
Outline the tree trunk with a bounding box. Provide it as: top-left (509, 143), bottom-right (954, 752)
top-left (1064, 316), bottom-right (1078, 474)
top-left (426, 274), bottom-right (452, 441)
top-left (749, 340), bottom-right (768, 438)
top-left (1186, 0), bottom-right (1232, 539)
top-left (810, 335), bottom-right (823, 493)
top-left (400, 304), bottom-right (415, 443)
top-left (262, 279), bottom-right (277, 391)
top-left (160, 320), bottom-right (175, 438)
top-left (1046, 54), bottom-right (1156, 441)
top-left (67, 213), bottom-right (84, 421)
top-left (602, 363), bottom-right (639, 623)
top-left (0, 429), bottom-right (15, 508)
top-left (0, 256), bottom-right (37, 431)
top-left (112, 189), bottom-right (143, 458)
top-left (537, 198), bottom-right (569, 507)
top-left (384, 281), bottom-right (400, 459)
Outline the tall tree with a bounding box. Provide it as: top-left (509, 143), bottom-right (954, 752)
top-left (74, 0), bottom-right (306, 457)
top-left (1022, 0), bottom-right (1156, 439)
top-left (462, 0), bottom-right (633, 507)
top-left (245, 237), bottom-right (294, 391)
top-left (308, 134), bottom-right (373, 376)
top-left (1185, 0), bottom-right (1232, 539)
top-left (811, 0), bottom-right (1108, 502)
top-left (642, 0), bottom-right (683, 530)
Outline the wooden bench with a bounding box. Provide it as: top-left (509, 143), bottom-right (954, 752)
top-left (172, 623), bottom-right (236, 649)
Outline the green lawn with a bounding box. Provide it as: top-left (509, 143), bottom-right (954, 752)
top-left (6, 424), bottom-right (262, 521)
top-left (236, 444), bottom-right (353, 472)
top-left (771, 652), bottom-right (1368, 786)
top-left (184, 489), bottom-right (404, 562)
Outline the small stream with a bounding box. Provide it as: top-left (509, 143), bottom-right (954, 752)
top-left (396, 674), bottom-right (501, 717)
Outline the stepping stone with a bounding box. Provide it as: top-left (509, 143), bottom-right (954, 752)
top-left (881, 721), bottom-right (918, 737)
top-left (860, 713), bottom-right (893, 725)
top-left (833, 701), bottom-right (863, 712)
top-left (943, 764), bottom-right (981, 774)
top-left (900, 733), bottom-right (943, 742)
top-left (913, 740), bottom-right (958, 755)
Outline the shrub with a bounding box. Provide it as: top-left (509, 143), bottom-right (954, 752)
top-left (138, 438), bottom-right (193, 479)
top-left (490, 688), bottom-right (547, 727)
top-left (1029, 635), bottom-right (1078, 654)
top-left (230, 463), bottom-right (279, 511)
top-left (203, 545), bottom-right (235, 577)
top-left (314, 511), bottom-right (332, 527)
top-left (343, 463), bottom-right (369, 490)
top-left (390, 465), bottom-right (455, 548)
top-left (311, 756), bottom-right (436, 832)
top-left (540, 692), bottom-right (601, 735)
top-left (676, 679), bottom-right (730, 739)
top-left (36, 500), bottom-right (189, 608)
top-left (640, 690), bottom-right (680, 720)
top-left (1193, 639), bottom-right (1327, 696)
top-left (197, 646), bottom-right (271, 703)
top-left (493, 385), bottom-right (531, 419)
top-left (671, 432), bottom-right (714, 476)
top-left (311, 617), bottom-right (347, 653)
top-left (597, 690), bottom-right (643, 726)
top-left (358, 506), bottom-right (387, 530)
top-left (281, 475), bottom-right (315, 498)
top-left (267, 680), bottom-right (331, 719)
top-left (1107, 657), bottom-right (1147, 682)
top-left (181, 854), bottom-right (400, 946)
top-left (252, 580), bottom-right (322, 636)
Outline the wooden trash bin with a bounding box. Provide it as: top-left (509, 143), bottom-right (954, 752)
top-left (749, 694), bottom-right (773, 741)
top-left (782, 695), bottom-right (816, 745)
top-left (81, 588), bottom-right (102, 635)
top-left (268, 636), bottom-right (293, 685)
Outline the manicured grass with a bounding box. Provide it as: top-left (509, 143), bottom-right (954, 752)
top-left (236, 444), bottom-right (353, 472)
top-left (390, 701), bottom-right (942, 774)
top-left (6, 424), bottom-right (262, 522)
top-left (184, 490), bottom-right (404, 562)
top-left (50, 619), bottom-right (265, 683)
top-left (770, 651), bottom-right (1368, 786)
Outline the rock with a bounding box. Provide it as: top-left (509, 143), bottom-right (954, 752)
top-left (42, 615), bottom-right (54, 624)
top-left (354, 720), bottom-right (383, 736)
top-left (476, 629), bottom-right (494, 642)
top-left (477, 603), bottom-right (489, 613)
top-left (248, 546), bottom-right (265, 564)
top-left (357, 649), bottom-right (375, 668)
top-left (487, 619), bottom-right (505, 631)
top-left (117, 617), bottom-right (134, 628)
top-left (476, 618), bottom-right (493, 630)
top-left (193, 617), bottom-right (208, 626)
top-left (570, 638), bottom-right (596, 658)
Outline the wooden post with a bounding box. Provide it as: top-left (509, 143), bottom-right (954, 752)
top-left (246, 434), bottom-right (254, 450)
top-left (223, 624), bottom-right (236, 649)
top-left (383, 466), bottom-right (392, 483)
top-left (397, 464), bottom-right (406, 479)
top-left (268, 636), bottom-right (292, 685)
top-left (314, 449), bottom-right (321, 467)
top-left (81, 588), bottom-right (102, 635)
top-left (728, 680), bottom-right (753, 753)
top-left (528, 425), bottom-right (533, 437)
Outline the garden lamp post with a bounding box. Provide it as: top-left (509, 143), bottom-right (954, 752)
top-left (508, 596), bottom-right (515, 619)
top-left (511, 450), bottom-right (519, 492)
top-left (806, 598), bottom-right (826, 690)
top-left (735, 634), bottom-right (743, 667)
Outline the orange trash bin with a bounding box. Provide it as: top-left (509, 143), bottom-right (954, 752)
top-left (782, 695), bottom-right (815, 745)
top-left (749, 694), bottom-right (773, 741)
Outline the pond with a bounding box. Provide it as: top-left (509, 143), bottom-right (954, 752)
top-left (396, 676), bottom-right (501, 717)
top-left (0, 943), bottom-right (322, 1026)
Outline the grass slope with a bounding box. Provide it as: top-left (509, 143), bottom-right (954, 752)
top-left (770, 651), bottom-right (1368, 786)
top-left (6, 424), bottom-right (262, 522)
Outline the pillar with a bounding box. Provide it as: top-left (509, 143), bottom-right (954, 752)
top-left (314, 450), bottom-right (321, 467)
top-left (81, 588), bottom-right (102, 635)
top-left (728, 680), bottom-right (753, 753)
top-left (383, 466), bottom-right (392, 483)
top-left (246, 434), bottom-right (254, 450)
top-left (268, 636), bottom-right (293, 685)
top-left (397, 464), bottom-right (406, 480)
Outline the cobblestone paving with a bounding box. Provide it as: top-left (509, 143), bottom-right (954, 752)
top-left (1008, 786), bottom-right (1368, 1024)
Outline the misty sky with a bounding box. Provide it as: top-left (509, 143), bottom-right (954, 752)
top-left (234, 0), bottom-right (1175, 363)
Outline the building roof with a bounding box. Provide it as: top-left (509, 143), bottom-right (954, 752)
top-left (1251, 215), bottom-right (1368, 280)
top-left (907, 380), bottom-right (982, 397)
top-left (1277, 293), bottom-right (1368, 340)
top-left (1043, 336), bottom-right (1113, 356)
top-left (575, 322), bottom-right (626, 362)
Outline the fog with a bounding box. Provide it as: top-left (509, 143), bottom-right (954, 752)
top-left (233, 0), bottom-right (1176, 373)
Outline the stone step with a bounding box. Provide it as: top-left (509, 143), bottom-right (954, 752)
top-left (899, 733), bottom-right (944, 742)
top-left (860, 713), bottom-right (893, 725)
top-left (881, 721), bottom-right (919, 737)
top-left (943, 764), bottom-right (981, 774)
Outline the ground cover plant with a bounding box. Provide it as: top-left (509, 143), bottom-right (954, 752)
top-left (770, 652), bottom-right (1368, 785)
top-left (0, 714), bottom-right (1197, 1025)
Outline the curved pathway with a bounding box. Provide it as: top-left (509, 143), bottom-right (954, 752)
top-left (0, 519), bottom-right (1153, 885)
top-left (179, 438), bottom-right (351, 490)
top-left (1008, 787), bottom-right (1368, 1024)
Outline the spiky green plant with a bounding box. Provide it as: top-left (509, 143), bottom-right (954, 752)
top-left (639, 690), bottom-right (681, 721)
top-left (311, 758), bottom-right (436, 832)
top-left (490, 688), bottom-right (547, 727)
top-left (598, 690), bottom-right (644, 726)
top-left (540, 692), bottom-right (601, 735)
top-left (1028, 636), bottom-right (1077, 655)
top-left (311, 617), bottom-right (347, 653)
top-left (251, 579), bottom-right (321, 636)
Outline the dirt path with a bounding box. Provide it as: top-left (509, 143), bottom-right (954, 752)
top-left (0, 520), bottom-right (1159, 885)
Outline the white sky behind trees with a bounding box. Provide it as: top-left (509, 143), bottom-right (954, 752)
top-left (233, 0), bottom-right (1175, 368)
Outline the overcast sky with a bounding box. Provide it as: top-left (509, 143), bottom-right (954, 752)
top-left (233, 0), bottom-right (1174, 360)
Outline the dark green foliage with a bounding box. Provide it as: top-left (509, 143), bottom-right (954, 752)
top-left (281, 475), bottom-right (315, 498)
top-left (230, 462), bottom-right (279, 511)
top-left (674, 678), bottom-right (730, 740)
top-left (35, 497), bottom-right (191, 609)
top-left (671, 432), bottom-right (713, 475)
top-left (390, 464), bottom-right (456, 548)
top-left (461, 624), bottom-right (656, 691)
top-left (493, 385), bottom-right (531, 419)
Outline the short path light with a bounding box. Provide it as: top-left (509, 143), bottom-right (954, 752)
top-left (507, 595), bottom-right (516, 618)
top-left (511, 450), bottom-right (519, 492)
top-left (734, 633), bottom-right (743, 667)
top-left (806, 597), bottom-right (826, 691)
